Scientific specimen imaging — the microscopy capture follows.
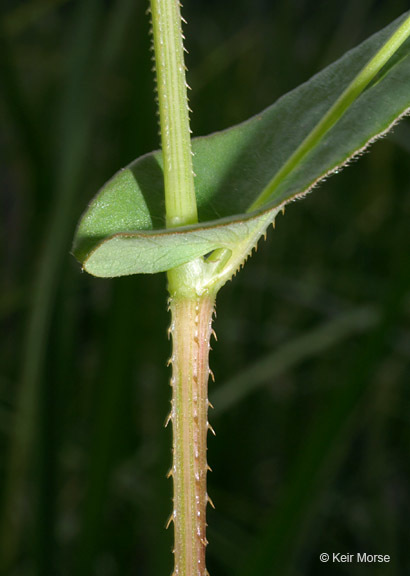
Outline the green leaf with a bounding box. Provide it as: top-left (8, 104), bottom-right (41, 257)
top-left (73, 11), bottom-right (410, 279)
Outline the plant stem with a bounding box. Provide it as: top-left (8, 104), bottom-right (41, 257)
top-left (150, 1), bottom-right (215, 574)
top-left (168, 294), bottom-right (215, 576)
top-left (150, 0), bottom-right (197, 228)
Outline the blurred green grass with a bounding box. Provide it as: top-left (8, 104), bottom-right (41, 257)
top-left (1, 1), bottom-right (409, 575)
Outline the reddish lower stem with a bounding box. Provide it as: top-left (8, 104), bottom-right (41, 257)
top-left (168, 294), bottom-right (215, 576)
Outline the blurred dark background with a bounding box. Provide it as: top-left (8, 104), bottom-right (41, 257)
top-left (1, 1), bottom-right (410, 575)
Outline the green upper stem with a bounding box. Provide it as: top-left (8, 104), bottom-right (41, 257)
top-left (150, 0), bottom-right (198, 228)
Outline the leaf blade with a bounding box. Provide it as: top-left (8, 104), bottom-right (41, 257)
top-left (73, 11), bottom-right (410, 278)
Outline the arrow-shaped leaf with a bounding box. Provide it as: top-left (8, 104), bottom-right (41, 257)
top-left (73, 11), bottom-right (410, 279)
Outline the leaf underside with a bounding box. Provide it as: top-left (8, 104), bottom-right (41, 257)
top-left (73, 11), bottom-right (410, 278)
